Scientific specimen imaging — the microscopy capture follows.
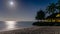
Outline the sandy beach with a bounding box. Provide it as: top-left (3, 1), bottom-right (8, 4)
top-left (0, 26), bottom-right (60, 34)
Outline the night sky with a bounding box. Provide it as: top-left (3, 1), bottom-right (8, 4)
top-left (0, 0), bottom-right (57, 21)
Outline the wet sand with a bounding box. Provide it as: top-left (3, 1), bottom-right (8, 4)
top-left (0, 26), bottom-right (60, 34)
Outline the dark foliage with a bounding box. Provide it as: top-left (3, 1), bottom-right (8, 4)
top-left (35, 10), bottom-right (45, 20)
top-left (33, 0), bottom-right (60, 26)
top-left (33, 22), bottom-right (60, 26)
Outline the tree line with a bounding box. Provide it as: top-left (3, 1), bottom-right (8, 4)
top-left (35, 0), bottom-right (60, 22)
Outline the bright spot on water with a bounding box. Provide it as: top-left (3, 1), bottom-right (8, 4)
top-left (5, 21), bottom-right (16, 30)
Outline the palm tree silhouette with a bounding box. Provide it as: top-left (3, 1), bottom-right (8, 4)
top-left (56, 0), bottom-right (60, 13)
top-left (46, 3), bottom-right (56, 14)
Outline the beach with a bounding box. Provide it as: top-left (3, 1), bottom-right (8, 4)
top-left (0, 26), bottom-right (60, 34)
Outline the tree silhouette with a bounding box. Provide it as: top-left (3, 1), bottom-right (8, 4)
top-left (33, 0), bottom-right (60, 26)
top-left (46, 3), bottom-right (56, 14)
top-left (35, 10), bottom-right (45, 22)
top-left (56, 0), bottom-right (60, 13)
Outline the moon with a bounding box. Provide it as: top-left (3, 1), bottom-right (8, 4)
top-left (10, 1), bottom-right (14, 6)
top-left (5, 0), bottom-right (18, 10)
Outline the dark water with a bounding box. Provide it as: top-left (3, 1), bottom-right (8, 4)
top-left (16, 21), bottom-right (34, 27)
top-left (0, 21), bottom-right (34, 31)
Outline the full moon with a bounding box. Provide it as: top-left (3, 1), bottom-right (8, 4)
top-left (10, 1), bottom-right (14, 5)
top-left (6, 0), bottom-right (17, 10)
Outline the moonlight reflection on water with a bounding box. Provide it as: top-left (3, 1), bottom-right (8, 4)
top-left (5, 21), bottom-right (16, 30)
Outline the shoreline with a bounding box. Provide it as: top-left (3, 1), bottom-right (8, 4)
top-left (0, 26), bottom-right (60, 34)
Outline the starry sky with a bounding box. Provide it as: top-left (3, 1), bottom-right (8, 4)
top-left (0, 0), bottom-right (58, 21)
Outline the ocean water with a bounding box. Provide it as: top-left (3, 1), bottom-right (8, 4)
top-left (0, 21), bottom-right (34, 31)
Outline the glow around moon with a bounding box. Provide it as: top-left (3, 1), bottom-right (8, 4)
top-left (5, 0), bottom-right (18, 11)
top-left (10, 1), bottom-right (14, 5)
top-left (9, 1), bottom-right (15, 7)
top-left (4, 0), bottom-right (18, 9)
top-left (3, 0), bottom-right (19, 15)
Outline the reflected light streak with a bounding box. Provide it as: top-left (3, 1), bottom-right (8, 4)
top-left (5, 21), bottom-right (16, 30)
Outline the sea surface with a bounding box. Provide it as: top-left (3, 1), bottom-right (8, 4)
top-left (0, 21), bottom-right (34, 31)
